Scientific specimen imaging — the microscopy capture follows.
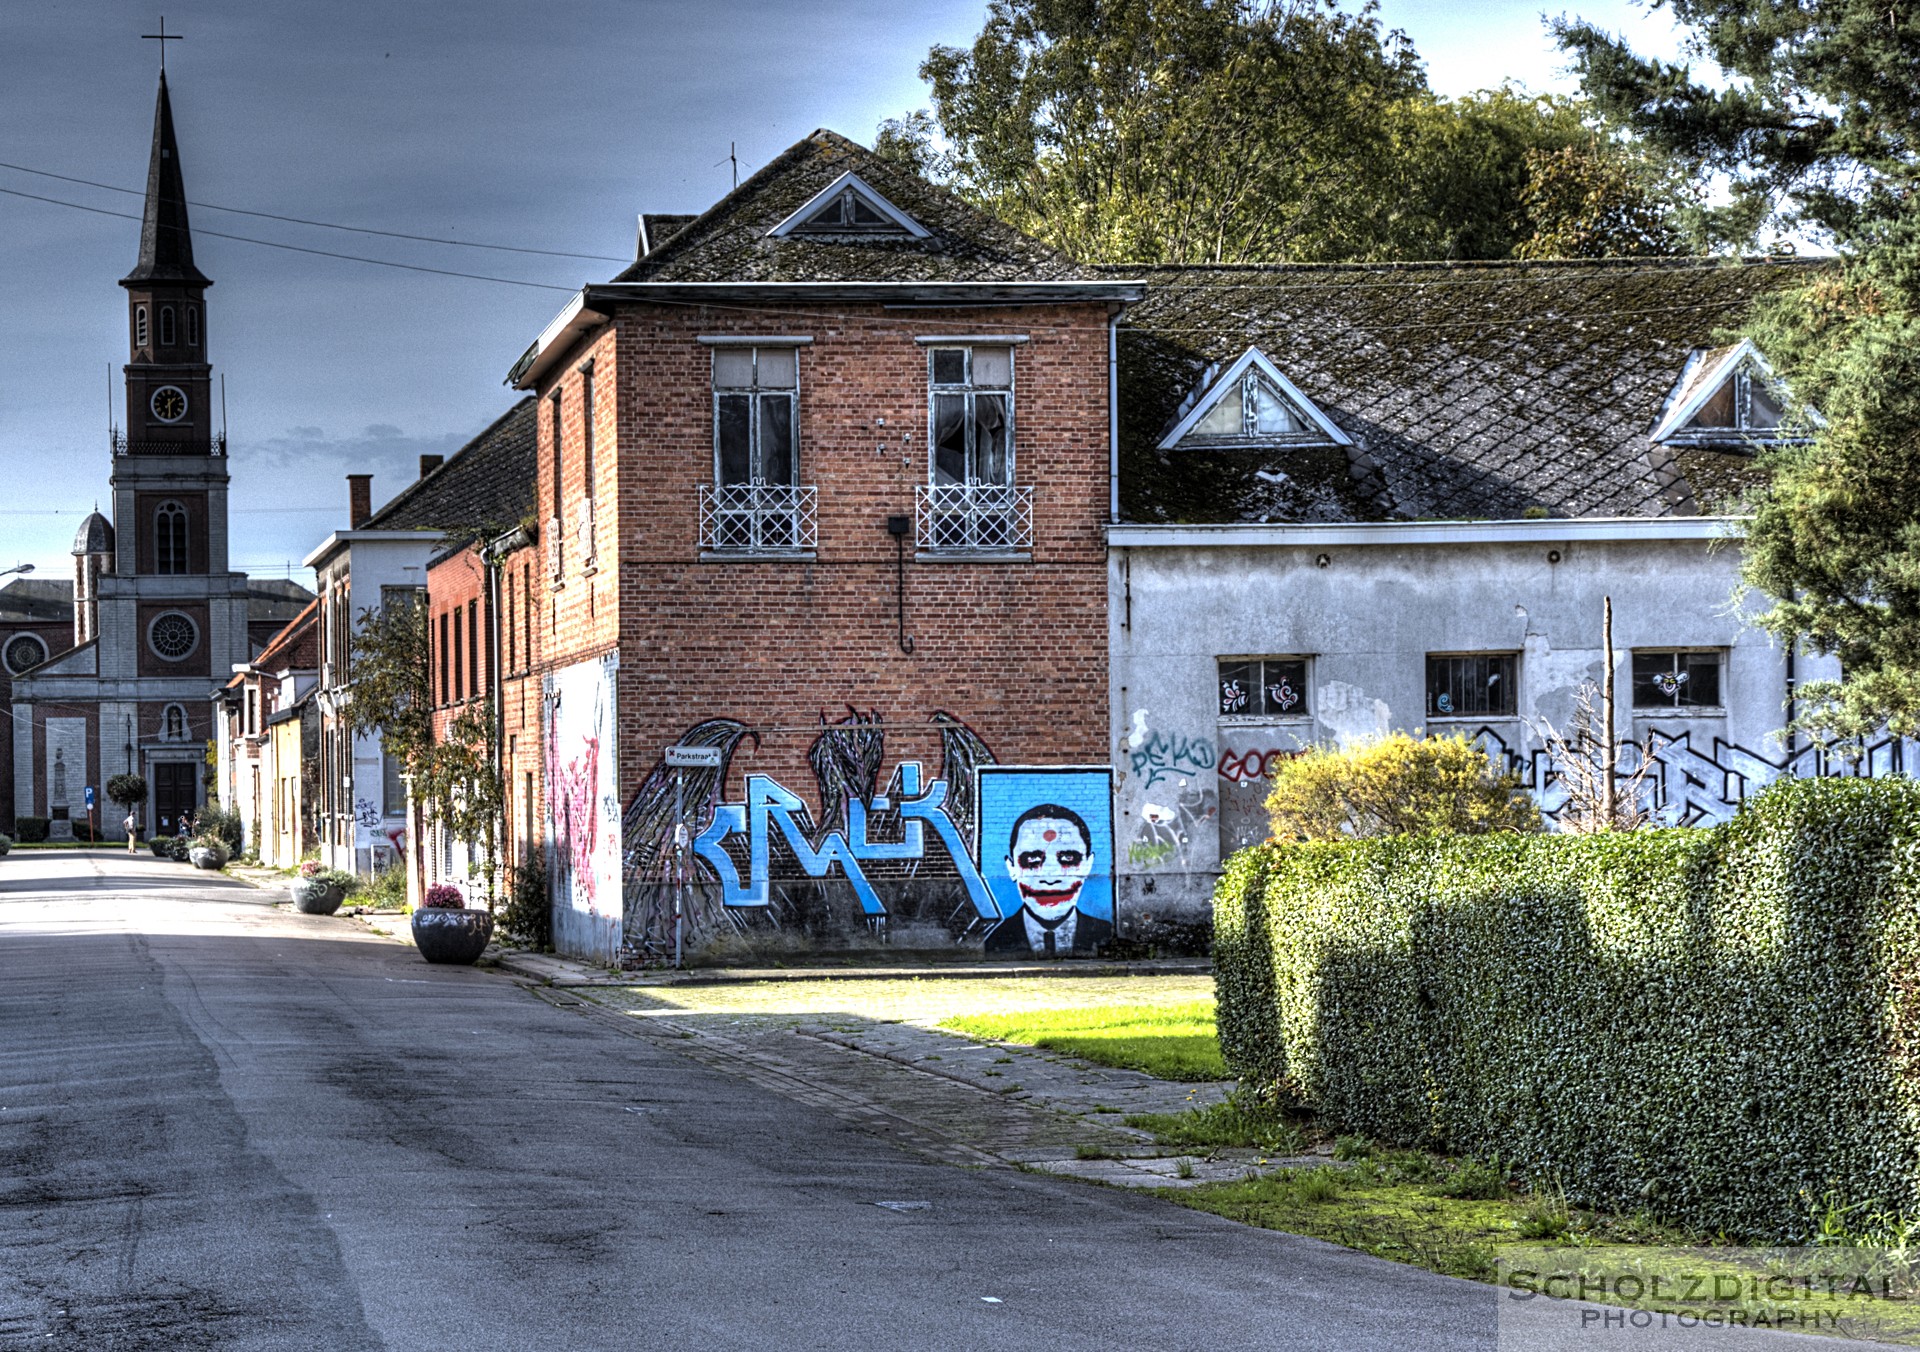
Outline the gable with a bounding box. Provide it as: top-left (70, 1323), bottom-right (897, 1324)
top-left (1158, 348), bottom-right (1350, 451)
top-left (1650, 339), bottom-right (1818, 446)
top-left (767, 170), bottom-right (930, 240)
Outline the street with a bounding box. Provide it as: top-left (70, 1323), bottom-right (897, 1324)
top-left (0, 852), bottom-right (1843, 1350)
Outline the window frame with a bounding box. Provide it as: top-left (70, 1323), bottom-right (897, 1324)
top-left (711, 345), bottom-right (800, 488)
top-left (185, 305), bottom-right (199, 348)
top-left (1425, 651), bottom-right (1519, 720)
top-left (135, 306), bottom-right (148, 349)
top-left (159, 305), bottom-right (176, 347)
top-left (1216, 655), bottom-right (1312, 721)
top-left (3, 632), bottom-right (48, 676)
top-left (154, 500), bottom-right (189, 575)
top-left (146, 611), bottom-right (200, 663)
top-left (926, 345), bottom-right (1015, 487)
top-left (1631, 648), bottom-right (1726, 713)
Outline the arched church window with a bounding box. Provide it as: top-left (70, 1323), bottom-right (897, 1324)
top-left (186, 306), bottom-right (199, 347)
top-left (159, 306), bottom-right (176, 346)
top-left (161, 703), bottom-right (188, 741)
top-left (135, 306), bottom-right (149, 349)
top-left (155, 500), bottom-right (189, 575)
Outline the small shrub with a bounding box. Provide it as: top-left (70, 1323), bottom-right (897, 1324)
top-left (107, 773), bottom-right (149, 810)
top-left (15, 816), bottom-right (48, 843)
top-left (166, 834), bottom-right (190, 862)
top-left (1265, 732), bottom-right (1540, 841)
top-left (363, 866), bottom-right (407, 910)
top-left (498, 855), bottom-right (552, 949)
top-left (195, 804), bottom-right (244, 856)
top-left (1332, 1135), bottom-right (1373, 1162)
top-left (1287, 1167), bottom-right (1346, 1203)
top-left (1434, 1157), bottom-right (1507, 1201)
top-left (1516, 1186), bottom-right (1572, 1240)
top-left (422, 883), bottom-right (465, 910)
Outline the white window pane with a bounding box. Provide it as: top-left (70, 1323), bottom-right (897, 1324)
top-left (1249, 378), bottom-right (1302, 434)
top-left (713, 349), bottom-right (753, 388)
top-left (756, 346), bottom-right (796, 388)
top-left (972, 347), bottom-right (1012, 388)
top-left (1192, 396), bottom-right (1243, 438)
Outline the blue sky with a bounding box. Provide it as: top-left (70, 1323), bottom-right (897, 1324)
top-left (0, 0), bottom-right (1694, 582)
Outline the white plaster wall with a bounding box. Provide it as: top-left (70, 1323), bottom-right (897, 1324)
top-left (1109, 532), bottom-right (1819, 918)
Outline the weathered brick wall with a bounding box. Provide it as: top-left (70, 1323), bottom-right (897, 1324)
top-left (528, 299), bottom-right (1113, 953)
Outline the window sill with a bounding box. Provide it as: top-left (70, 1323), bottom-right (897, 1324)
top-left (914, 550), bottom-right (1032, 564)
top-left (1216, 715), bottom-right (1313, 728)
top-left (1424, 714), bottom-right (1518, 725)
top-left (698, 550), bottom-right (818, 564)
top-left (1632, 706), bottom-right (1727, 719)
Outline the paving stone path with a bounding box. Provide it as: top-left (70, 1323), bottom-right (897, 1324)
top-left (558, 976), bottom-right (1325, 1189)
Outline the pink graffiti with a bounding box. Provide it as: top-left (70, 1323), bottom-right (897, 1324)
top-left (547, 719), bottom-right (602, 911)
top-left (1217, 748), bottom-right (1302, 786)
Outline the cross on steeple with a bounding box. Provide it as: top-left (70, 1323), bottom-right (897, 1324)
top-left (141, 17), bottom-right (184, 73)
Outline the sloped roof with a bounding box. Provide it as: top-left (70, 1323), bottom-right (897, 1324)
top-left (0, 579), bottom-right (74, 624)
top-left (121, 72), bottom-right (210, 288)
top-left (1112, 256), bottom-right (1826, 524)
top-left (246, 578), bottom-right (313, 625)
top-left (252, 599), bottom-right (318, 672)
top-left (612, 130), bottom-right (1084, 284)
top-left (362, 397), bottom-right (537, 536)
top-left (71, 511), bottom-right (114, 556)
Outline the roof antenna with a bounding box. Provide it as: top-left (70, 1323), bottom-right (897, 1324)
top-left (142, 16), bottom-right (184, 74)
top-left (715, 141), bottom-right (738, 191)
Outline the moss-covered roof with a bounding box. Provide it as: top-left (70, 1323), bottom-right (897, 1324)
top-left (1109, 256), bottom-right (1827, 523)
top-left (363, 398), bottom-right (536, 537)
top-left (612, 130), bottom-right (1086, 284)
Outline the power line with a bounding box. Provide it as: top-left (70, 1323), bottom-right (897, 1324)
top-left (0, 159), bottom-right (630, 263)
top-left (0, 185), bottom-right (577, 292)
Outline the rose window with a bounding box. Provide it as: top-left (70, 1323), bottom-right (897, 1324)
top-left (149, 613), bottom-right (197, 660)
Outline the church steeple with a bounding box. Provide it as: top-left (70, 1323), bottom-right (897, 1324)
top-left (121, 71), bottom-right (210, 288)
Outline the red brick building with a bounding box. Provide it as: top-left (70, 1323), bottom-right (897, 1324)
top-left (509, 132), bottom-right (1139, 962)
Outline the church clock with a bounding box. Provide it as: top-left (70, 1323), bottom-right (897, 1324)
top-left (150, 386), bottom-right (188, 423)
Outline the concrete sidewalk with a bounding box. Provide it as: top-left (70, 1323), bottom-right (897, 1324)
top-left (488, 944), bottom-right (1210, 988)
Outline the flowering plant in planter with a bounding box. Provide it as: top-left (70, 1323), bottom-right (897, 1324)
top-left (412, 882), bottom-right (491, 964)
top-left (298, 859), bottom-right (324, 879)
top-left (422, 883), bottom-right (465, 909)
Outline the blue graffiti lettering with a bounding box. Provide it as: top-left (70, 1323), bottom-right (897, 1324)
top-left (692, 760), bottom-right (1000, 919)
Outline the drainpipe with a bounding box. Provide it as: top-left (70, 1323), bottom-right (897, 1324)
top-left (1108, 310), bottom-right (1120, 525)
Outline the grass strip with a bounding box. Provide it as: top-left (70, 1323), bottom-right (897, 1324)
top-left (939, 1000), bottom-right (1227, 1081)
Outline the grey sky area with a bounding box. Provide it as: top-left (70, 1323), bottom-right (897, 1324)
top-left (0, 0), bottom-right (1685, 581)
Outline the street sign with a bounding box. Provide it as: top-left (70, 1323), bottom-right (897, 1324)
top-left (664, 745), bottom-right (723, 769)
top-left (84, 786), bottom-right (95, 809)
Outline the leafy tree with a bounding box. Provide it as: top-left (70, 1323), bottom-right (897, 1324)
top-left (1265, 733), bottom-right (1541, 841)
top-left (880, 0), bottom-right (1691, 263)
top-left (1515, 140), bottom-right (1686, 259)
top-left (1559, 0), bottom-right (1920, 738)
top-left (106, 774), bottom-right (148, 810)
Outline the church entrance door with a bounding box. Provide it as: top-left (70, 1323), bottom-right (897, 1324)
top-left (154, 763), bottom-right (196, 837)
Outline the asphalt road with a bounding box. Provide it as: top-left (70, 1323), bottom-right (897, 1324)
top-left (0, 851), bottom-right (1849, 1351)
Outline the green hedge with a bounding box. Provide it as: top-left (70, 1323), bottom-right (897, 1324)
top-left (1214, 776), bottom-right (1920, 1240)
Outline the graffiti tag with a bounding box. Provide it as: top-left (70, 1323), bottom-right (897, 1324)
top-left (694, 761), bottom-right (997, 918)
top-left (1129, 730), bottom-right (1215, 788)
top-left (1216, 748), bottom-right (1302, 786)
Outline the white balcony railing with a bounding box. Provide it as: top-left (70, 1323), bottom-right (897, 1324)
top-left (698, 483), bottom-right (818, 555)
top-left (915, 482), bottom-right (1034, 553)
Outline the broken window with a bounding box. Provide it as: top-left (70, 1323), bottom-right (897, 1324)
top-left (1217, 658), bottom-right (1309, 718)
top-left (1632, 650), bottom-right (1722, 710)
top-left (1426, 653), bottom-right (1517, 718)
top-left (929, 346), bottom-right (1013, 486)
top-left (713, 346), bottom-right (798, 487)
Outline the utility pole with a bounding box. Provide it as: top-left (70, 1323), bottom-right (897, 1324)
top-left (1601, 595), bottom-right (1617, 829)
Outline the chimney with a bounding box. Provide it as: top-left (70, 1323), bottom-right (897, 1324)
top-left (419, 454), bottom-right (444, 479)
top-left (347, 474), bottom-right (373, 529)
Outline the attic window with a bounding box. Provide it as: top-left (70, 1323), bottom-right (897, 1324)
top-left (1158, 347), bottom-right (1349, 451)
top-left (767, 170), bottom-right (930, 240)
top-left (1651, 340), bottom-right (1817, 447)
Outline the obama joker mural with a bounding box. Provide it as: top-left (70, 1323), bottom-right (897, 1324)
top-left (978, 767), bottom-right (1115, 957)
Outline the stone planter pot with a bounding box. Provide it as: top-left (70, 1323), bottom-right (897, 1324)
top-left (188, 846), bottom-right (227, 871)
top-left (148, 838), bottom-right (170, 858)
top-left (411, 908), bottom-right (494, 965)
top-left (292, 880), bottom-right (346, 916)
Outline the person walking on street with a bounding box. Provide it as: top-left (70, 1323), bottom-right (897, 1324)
top-left (124, 810), bottom-right (138, 855)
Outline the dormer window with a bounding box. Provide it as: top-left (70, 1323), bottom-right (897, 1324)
top-left (1651, 340), bottom-right (1819, 447)
top-left (1158, 348), bottom-right (1350, 451)
top-left (767, 170), bottom-right (930, 239)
